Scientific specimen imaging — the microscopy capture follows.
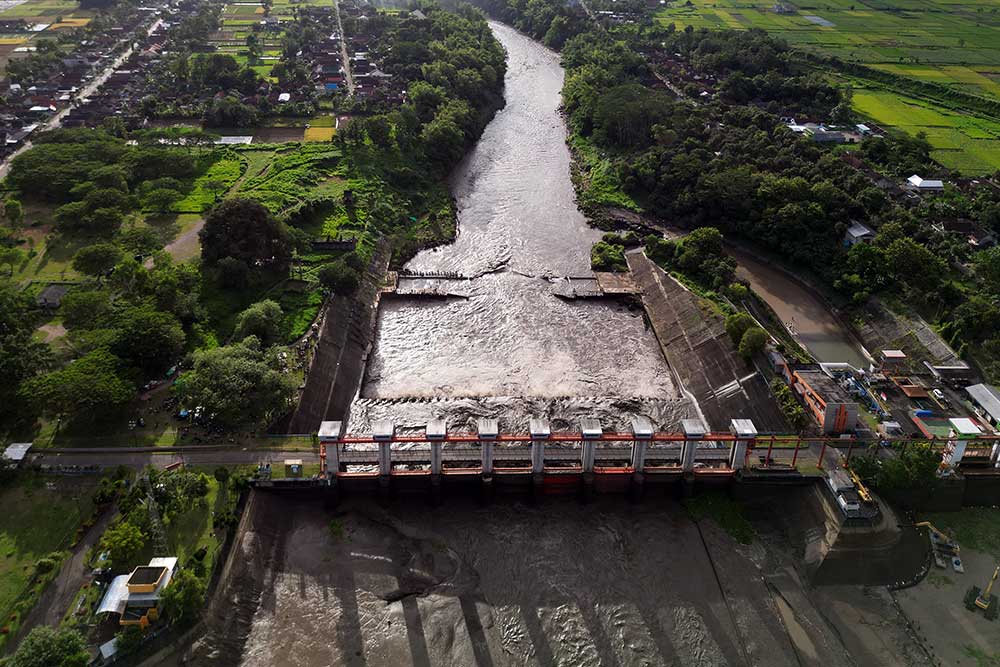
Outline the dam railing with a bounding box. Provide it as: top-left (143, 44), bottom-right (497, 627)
top-left (312, 417), bottom-right (1000, 482)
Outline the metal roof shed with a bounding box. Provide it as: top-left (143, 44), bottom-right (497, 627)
top-left (967, 383), bottom-right (1000, 425)
top-left (2, 443), bottom-right (32, 463)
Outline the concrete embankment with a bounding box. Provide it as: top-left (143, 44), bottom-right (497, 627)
top-left (287, 242), bottom-right (391, 433)
top-left (627, 251), bottom-right (787, 431)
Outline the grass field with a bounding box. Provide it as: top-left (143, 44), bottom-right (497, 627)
top-left (657, 0), bottom-right (1000, 173)
top-left (0, 475), bottom-right (97, 625)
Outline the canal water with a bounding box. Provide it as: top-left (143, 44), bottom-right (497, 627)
top-left (349, 21), bottom-right (690, 433)
top-left (730, 247), bottom-right (867, 368)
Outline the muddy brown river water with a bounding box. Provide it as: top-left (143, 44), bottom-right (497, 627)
top-left (349, 21), bottom-right (690, 435)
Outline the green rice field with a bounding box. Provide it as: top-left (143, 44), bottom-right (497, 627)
top-left (657, 0), bottom-right (1000, 173)
top-left (852, 87), bottom-right (1000, 172)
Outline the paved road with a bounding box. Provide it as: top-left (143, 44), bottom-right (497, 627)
top-left (333, 0), bottom-right (354, 96)
top-left (33, 447), bottom-right (320, 469)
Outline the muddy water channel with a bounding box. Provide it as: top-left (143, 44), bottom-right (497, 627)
top-left (731, 248), bottom-right (867, 368)
top-left (350, 22), bottom-right (688, 434)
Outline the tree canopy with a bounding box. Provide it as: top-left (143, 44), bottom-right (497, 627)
top-left (200, 198), bottom-right (292, 274)
top-left (176, 337), bottom-right (295, 427)
top-left (8, 626), bottom-right (89, 667)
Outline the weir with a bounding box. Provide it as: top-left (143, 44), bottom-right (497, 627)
top-left (293, 417), bottom-right (827, 501)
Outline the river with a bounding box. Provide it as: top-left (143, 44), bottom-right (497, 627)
top-left (348, 21), bottom-right (690, 434)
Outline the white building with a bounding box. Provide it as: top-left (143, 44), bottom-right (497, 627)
top-left (907, 174), bottom-right (945, 192)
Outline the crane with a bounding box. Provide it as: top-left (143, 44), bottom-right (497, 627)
top-left (965, 563), bottom-right (999, 620)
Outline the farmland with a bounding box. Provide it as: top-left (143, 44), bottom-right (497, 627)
top-left (657, 0), bottom-right (1000, 173)
top-left (0, 0), bottom-right (94, 72)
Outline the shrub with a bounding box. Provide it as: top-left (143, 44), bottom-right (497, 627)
top-left (725, 312), bottom-right (756, 345)
top-left (738, 327), bottom-right (768, 360)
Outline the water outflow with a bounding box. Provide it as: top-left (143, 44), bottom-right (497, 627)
top-left (353, 22), bottom-right (689, 432)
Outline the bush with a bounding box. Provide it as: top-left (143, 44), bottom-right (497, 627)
top-left (115, 625), bottom-right (145, 656)
top-left (725, 312), bottom-right (756, 345)
top-left (738, 326), bottom-right (767, 360)
top-left (318, 260), bottom-right (360, 295)
top-left (34, 556), bottom-right (58, 575)
top-left (591, 240), bottom-right (627, 272)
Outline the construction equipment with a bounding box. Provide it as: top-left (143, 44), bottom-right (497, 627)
top-left (847, 469), bottom-right (873, 503)
top-left (915, 521), bottom-right (962, 570)
top-left (965, 563), bottom-right (999, 620)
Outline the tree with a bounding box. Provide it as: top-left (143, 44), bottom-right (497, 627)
top-left (112, 305), bottom-right (186, 375)
top-left (884, 238), bottom-right (945, 291)
top-left (142, 188), bottom-right (182, 214)
top-left (72, 243), bottom-right (121, 276)
top-left (317, 260), bottom-right (360, 295)
top-left (725, 312), bottom-right (755, 345)
top-left (176, 337), bottom-right (295, 427)
top-left (738, 326), bottom-right (767, 360)
top-left (213, 466), bottom-right (230, 484)
top-left (974, 246), bottom-right (1000, 294)
top-left (200, 198), bottom-right (292, 274)
top-left (100, 521), bottom-right (145, 568)
top-left (21, 349), bottom-right (133, 421)
top-left (4, 197), bottom-right (24, 230)
top-left (8, 626), bottom-right (89, 667)
top-left (233, 299), bottom-right (284, 346)
top-left (158, 568), bottom-right (206, 627)
top-left (0, 284), bottom-right (51, 429)
top-left (60, 290), bottom-right (113, 330)
top-left (0, 246), bottom-right (25, 276)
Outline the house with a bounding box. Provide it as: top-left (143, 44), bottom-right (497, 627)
top-left (36, 283), bottom-right (69, 308)
top-left (844, 221), bottom-right (875, 246)
top-left (97, 557), bottom-right (178, 626)
top-left (907, 174), bottom-right (945, 192)
top-left (966, 383), bottom-right (1000, 428)
top-left (805, 126), bottom-right (846, 144)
